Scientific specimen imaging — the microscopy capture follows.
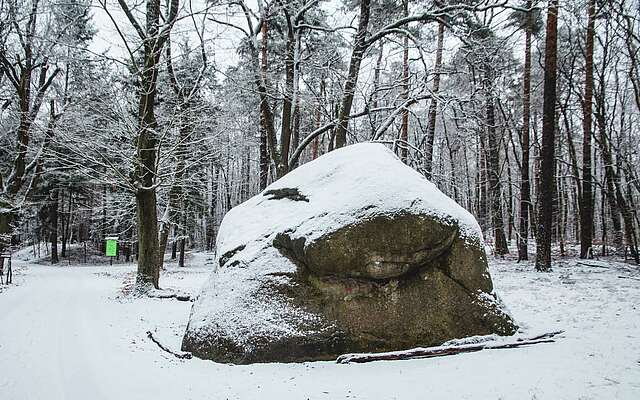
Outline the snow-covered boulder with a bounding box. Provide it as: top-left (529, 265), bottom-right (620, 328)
top-left (182, 143), bottom-right (516, 363)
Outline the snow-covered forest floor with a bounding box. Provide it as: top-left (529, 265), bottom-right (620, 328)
top-left (1, 248), bottom-right (639, 400)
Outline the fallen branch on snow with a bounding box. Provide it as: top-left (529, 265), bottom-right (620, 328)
top-left (576, 261), bottom-right (609, 269)
top-left (146, 331), bottom-right (192, 359)
top-left (146, 288), bottom-right (191, 301)
top-left (618, 275), bottom-right (640, 281)
top-left (576, 261), bottom-right (637, 274)
top-left (336, 331), bottom-right (564, 364)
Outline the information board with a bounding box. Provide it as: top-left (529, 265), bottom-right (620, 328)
top-left (106, 238), bottom-right (118, 257)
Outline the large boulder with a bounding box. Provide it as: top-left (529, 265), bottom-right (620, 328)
top-left (182, 143), bottom-right (516, 363)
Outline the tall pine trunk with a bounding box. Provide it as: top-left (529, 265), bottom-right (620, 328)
top-left (518, 0), bottom-right (533, 261)
top-left (178, 237), bottom-right (186, 268)
top-left (580, 0), bottom-right (595, 259)
top-left (334, 0), bottom-right (371, 148)
top-left (259, 19), bottom-right (269, 189)
top-left (535, 0), bottom-right (559, 272)
top-left (424, 20), bottom-right (445, 179)
top-left (485, 69), bottom-right (509, 255)
top-left (399, 0), bottom-right (409, 162)
top-left (49, 189), bottom-right (59, 264)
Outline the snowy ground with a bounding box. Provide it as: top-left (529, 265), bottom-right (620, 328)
top-left (1, 248), bottom-right (639, 399)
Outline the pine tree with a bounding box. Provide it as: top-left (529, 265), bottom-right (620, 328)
top-left (535, 0), bottom-right (560, 272)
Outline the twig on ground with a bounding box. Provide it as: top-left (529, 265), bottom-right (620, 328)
top-left (146, 331), bottom-right (192, 359)
top-left (336, 331), bottom-right (564, 364)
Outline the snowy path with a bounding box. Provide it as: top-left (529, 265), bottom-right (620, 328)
top-left (1, 255), bottom-right (639, 399)
top-left (0, 265), bottom-right (157, 398)
top-left (2, 267), bottom-right (127, 398)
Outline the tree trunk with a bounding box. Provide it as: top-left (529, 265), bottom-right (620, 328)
top-left (334, 0), bottom-right (371, 148)
top-left (595, 97), bottom-right (637, 261)
top-left (399, 0), bottom-right (409, 162)
top-left (178, 237), bottom-right (185, 268)
top-left (518, 1), bottom-right (533, 261)
top-left (276, 12), bottom-right (296, 177)
top-left (622, 169), bottom-right (640, 262)
top-left (134, 0), bottom-right (165, 291)
top-left (616, 183), bottom-right (639, 263)
top-left (535, 0), bottom-right (559, 272)
top-left (477, 130), bottom-right (489, 231)
top-left (0, 206), bottom-right (14, 260)
top-left (442, 113), bottom-right (459, 202)
top-left (259, 19), bottom-right (269, 190)
top-left (595, 90), bottom-right (624, 254)
top-left (211, 166), bottom-right (220, 249)
top-left (290, 96), bottom-right (301, 169)
top-left (601, 183), bottom-right (607, 255)
top-left (101, 181), bottom-right (107, 254)
top-left (60, 190), bottom-right (71, 258)
top-left (137, 188), bottom-right (160, 289)
top-left (580, 0), bottom-right (595, 259)
top-left (50, 189), bottom-right (59, 264)
top-left (171, 228), bottom-right (177, 260)
top-left (505, 138), bottom-right (515, 242)
top-left (369, 43), bottom-right (384, 138)
top-left (485, 70), bottom-right (509, 255)
top-left (424, 20), bottom-right (445, 179)
top-left (254, 19), bottom-right (280, 178)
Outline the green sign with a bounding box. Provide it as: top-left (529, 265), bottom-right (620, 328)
top-left (105, 238), bottom-right (118, 257)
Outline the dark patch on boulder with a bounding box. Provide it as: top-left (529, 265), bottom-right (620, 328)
top-left (263, 187), bottom-right (309, 202)
top-left (218, 244), bottom-right (246, 267)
